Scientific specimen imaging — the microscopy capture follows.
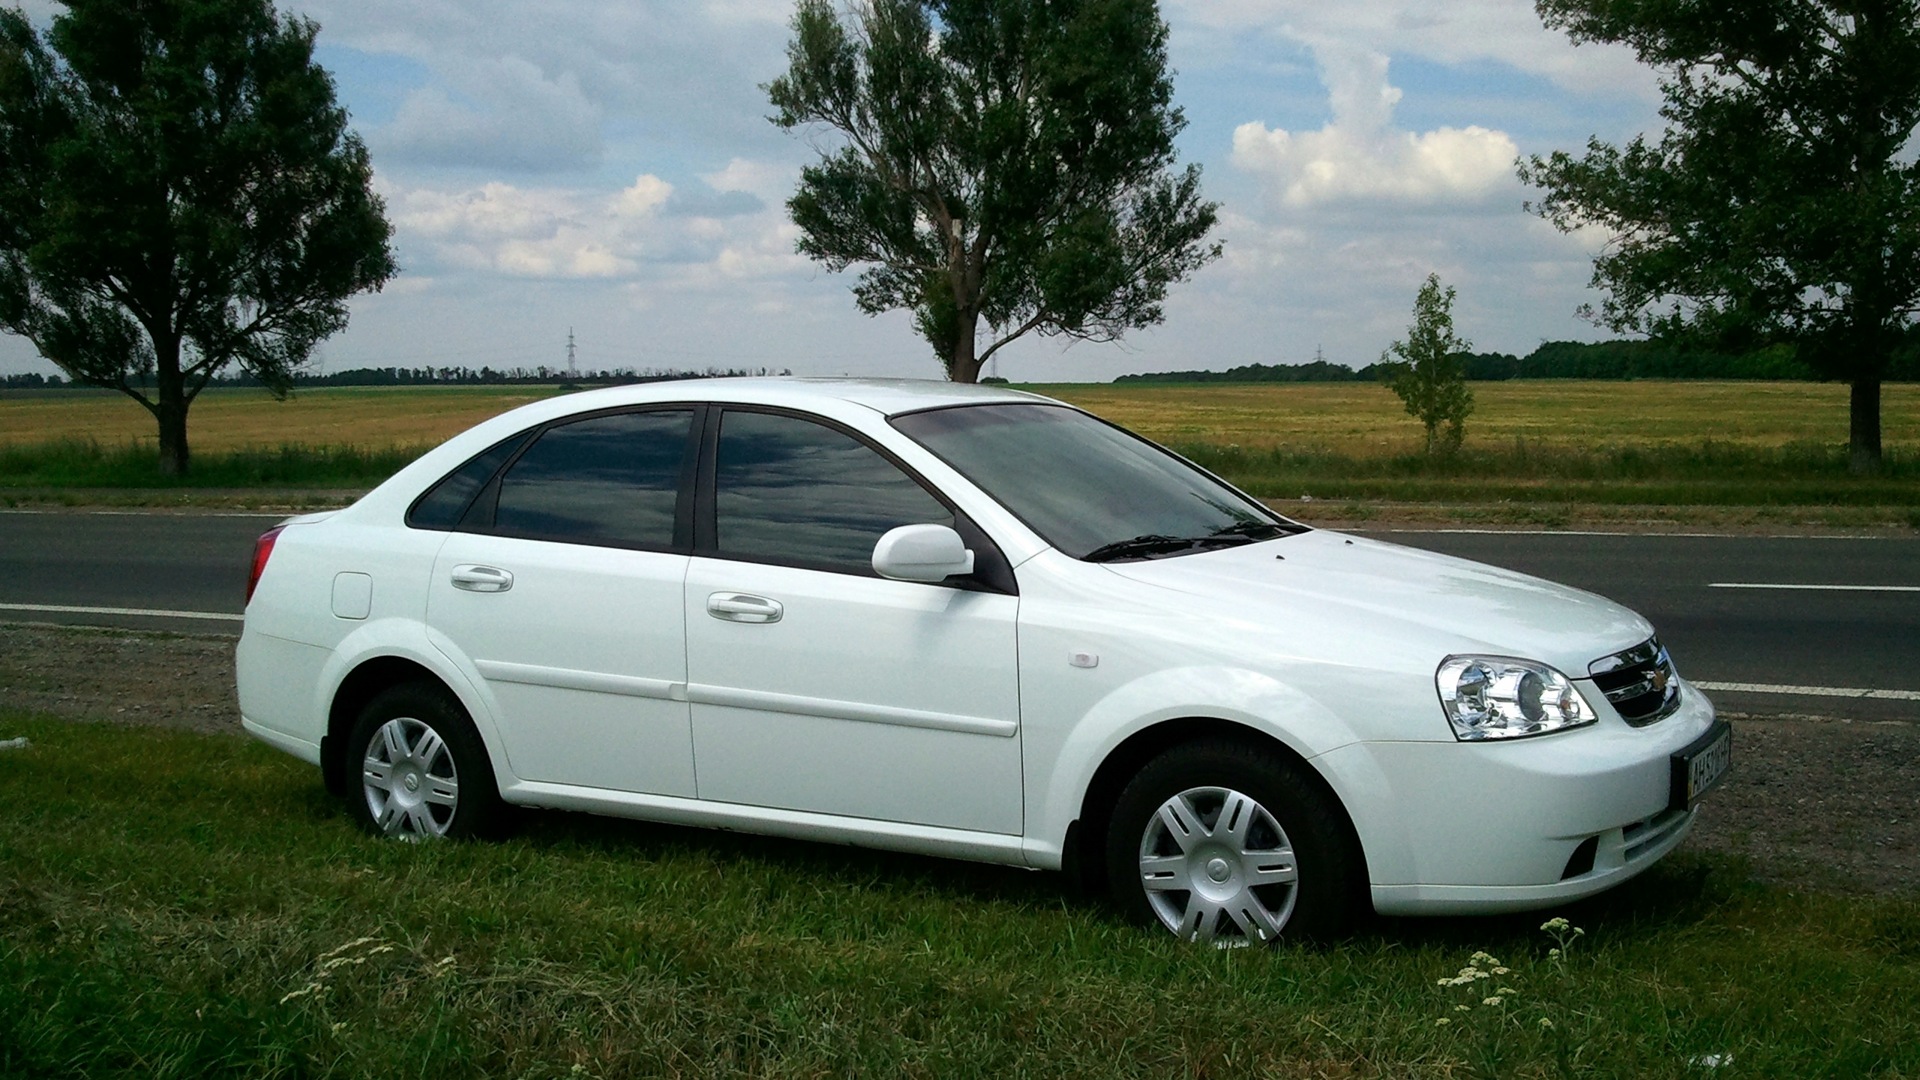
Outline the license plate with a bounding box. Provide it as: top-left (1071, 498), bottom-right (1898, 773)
top-left (1669, 720), bottom-right (1733, 812)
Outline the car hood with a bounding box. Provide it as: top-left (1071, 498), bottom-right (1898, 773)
top-left (1099, 529), bottom-right (1651, 677)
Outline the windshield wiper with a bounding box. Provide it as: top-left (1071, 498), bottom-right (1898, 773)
top-left (1084, 521), bottom-right (1307, 563)
top-left (1210, 520), bottom-right (1304, 541)
top-left (1080, 535), bottom-right (1202, 563)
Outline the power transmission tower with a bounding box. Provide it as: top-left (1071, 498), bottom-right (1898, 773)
top-left (566, 327), bottom-right (578, 379)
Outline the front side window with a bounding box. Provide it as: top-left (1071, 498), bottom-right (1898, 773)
top-left (891, 403), bottom-right (1303, 561)
top-left (714, 409), bottom-right (951, 574)
top-left (491, 409), bottom-right (693, 548)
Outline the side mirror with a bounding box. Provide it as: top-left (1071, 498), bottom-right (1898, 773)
top-left (872, 523), bottom-right (976, 583)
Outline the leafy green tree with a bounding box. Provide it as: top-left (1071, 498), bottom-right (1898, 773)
top-left (767, 0), bottom-right (1220, 383)
top-left (0, 0), bottom-right (396, 475)
top-left (1380, 274), bottom-right (1475, 455)
top-left (1519, 0), bottom-right (1920, 473)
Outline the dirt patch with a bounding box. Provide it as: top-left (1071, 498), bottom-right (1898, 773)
top-left (1692, 714), bottom-right (1920, 896)
top-left (0, 621), bottom-right (241, 736)
top-left (2, 620), bottom-right (1914, 896)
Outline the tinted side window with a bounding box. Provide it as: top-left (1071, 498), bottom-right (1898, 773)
top-left (492, 410), bottom-right (692, 548)
top-left (714, 410), bottom-right (951, 574)
top-left (407, 431), bottom-right (532, 530)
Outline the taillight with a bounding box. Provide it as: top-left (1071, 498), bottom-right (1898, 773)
top-left (247, 525), bottom-right (287, 606)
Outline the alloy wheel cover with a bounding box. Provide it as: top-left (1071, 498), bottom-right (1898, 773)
top-left (1138, 785), bottom-right (1299, 945)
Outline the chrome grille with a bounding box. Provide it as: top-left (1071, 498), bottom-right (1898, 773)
top-left (1588, 637), bottom-right (1681, 726)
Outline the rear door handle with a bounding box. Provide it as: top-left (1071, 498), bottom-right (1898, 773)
top-left (451, 565), bottom-right (514, 593)
top-left (707, 592), bottom-right (783, 624)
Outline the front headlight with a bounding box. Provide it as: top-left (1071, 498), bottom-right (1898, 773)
top-left (1436, 656), bottom-right (1598, 741)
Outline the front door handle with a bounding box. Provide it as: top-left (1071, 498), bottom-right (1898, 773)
top-left (707, 592), bottom-right (783, 624)
top-left (451, 565), bottom-right (514, 593)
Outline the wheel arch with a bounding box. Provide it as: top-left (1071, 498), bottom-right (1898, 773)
top-left (322, 656), bottom-right (461, 796)
top-left (1065, 716), bottom-right (1369, 901)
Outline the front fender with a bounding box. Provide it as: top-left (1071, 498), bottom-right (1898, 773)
top-left (1024, 664), bottom-right (1362, 869)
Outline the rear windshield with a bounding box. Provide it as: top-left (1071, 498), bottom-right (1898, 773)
top-left (890, 403), bottom-right (1304, 561)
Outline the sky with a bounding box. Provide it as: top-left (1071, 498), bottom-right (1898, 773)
top-left (0, 0), bottom-right (1666, 383)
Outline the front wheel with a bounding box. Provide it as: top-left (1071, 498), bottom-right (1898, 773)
top-left (345, 682), bottom-right (503, 841)
top-left (1104, 740), bottom-right (1363, 945)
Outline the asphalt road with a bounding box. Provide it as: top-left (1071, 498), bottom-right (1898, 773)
top-left (1, 510), bottom-right (1915, 719)
top-left (1353, 527), bottom-right (1920, 721)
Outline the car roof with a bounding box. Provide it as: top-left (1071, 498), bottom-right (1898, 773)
top-left (549, 376), bottom-right (1053, 417)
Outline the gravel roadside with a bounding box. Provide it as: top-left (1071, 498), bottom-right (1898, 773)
top-left (2, 620), bottom-right (1913, 897)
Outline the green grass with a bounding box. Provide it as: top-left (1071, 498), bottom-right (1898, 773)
top-left (0, 437), bottom-right (425, 488)
top-left (3, 714), bottom-right (1918, 1078)
top-left (1175, 438), bottom-right (1920, 507)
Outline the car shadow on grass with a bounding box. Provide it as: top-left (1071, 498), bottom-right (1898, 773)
top-left (1365, 849), bottom-right (1761, 953)
top-left (505, 803), bottom-right (1071, 911)
top-left (298, 769), bottom-right (1767, 950)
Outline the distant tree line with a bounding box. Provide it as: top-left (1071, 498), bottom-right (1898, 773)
top-left (1116, 335), bottom-right (1920, 385)
top-left (2, 365), bottom-right (794, 391)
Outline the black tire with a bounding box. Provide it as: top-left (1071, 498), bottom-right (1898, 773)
top-left (1104, 739), bottom-right (1364, 944)
top-left (344, 681), bottom-right (505, 841)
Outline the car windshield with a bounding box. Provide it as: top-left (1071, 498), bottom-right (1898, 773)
top-left (890, 403), bottom-right (1306, 561)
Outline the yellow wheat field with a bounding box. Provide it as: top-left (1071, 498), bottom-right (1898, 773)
top-left (1, 379), bottom-right (1915, 456)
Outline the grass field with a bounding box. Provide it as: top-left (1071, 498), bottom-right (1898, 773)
top-left (0, 384), bottom-right (562, 452)
top-left (3, 712), bottom-right (1917, 1079)
top-left (1, 381), bottom-right (1917, 518)
top-left (6, 381), bottom-right (1917, 456)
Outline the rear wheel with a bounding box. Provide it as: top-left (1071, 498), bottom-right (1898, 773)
top-left (345, 682), bottom-right (503, 841)
top-left (1105, 739), bottom-right (1362, 945)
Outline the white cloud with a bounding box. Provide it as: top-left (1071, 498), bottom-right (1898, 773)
top-left (378, 56), bottom-right (603, 172)
top-left (296, 0), bottom-right (798, 162)
top-left (612, 174), bottom-right (674, 220)
top-left (382, 170), bottom-right (807, 285)
top-left (1231, 45), bottom-right (1520, 207)
top-left (392, 180), bottom-right (643, 278)
top-left (1168, 0), bottom-right (1655, 99)
top-left (701, 157), bottom-right (795, 199)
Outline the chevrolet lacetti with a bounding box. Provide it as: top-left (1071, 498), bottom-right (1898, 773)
top-left (237, 378), bottom-right (1731, 944)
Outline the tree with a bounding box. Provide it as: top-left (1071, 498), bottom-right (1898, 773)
top-left (0, 0), bottom-right (396, 475)
top-left (1519, 0), bottom-right (1920, 473)
top-left (1380, 274), bottom-right (1474, 455)
top-left (767, 0), bottom-right (1220, 383)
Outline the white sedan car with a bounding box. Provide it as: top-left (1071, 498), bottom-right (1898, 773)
top-left (238, 378), bottom-right (1730, 945)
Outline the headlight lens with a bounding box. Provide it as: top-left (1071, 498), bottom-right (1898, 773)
top-left (1436, 656), bottom-right (1597, 741)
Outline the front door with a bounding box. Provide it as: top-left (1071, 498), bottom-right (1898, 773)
top-left (682, 408), bottom-right (1023, 835)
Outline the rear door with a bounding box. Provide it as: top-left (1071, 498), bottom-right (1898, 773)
top-left (426, 407), bottom-right (700, 796)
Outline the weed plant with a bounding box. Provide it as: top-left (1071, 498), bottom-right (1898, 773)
top-left (2, 714), bottom-right (1917, 1078)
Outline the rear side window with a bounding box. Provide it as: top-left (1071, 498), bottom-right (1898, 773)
top-left (713, 409), bottom-right (951, 574)
top-left (491, 409), bottom-right (694, 549)
top-left (407, 431), bottom-right (532, 530)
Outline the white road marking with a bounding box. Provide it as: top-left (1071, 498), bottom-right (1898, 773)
top-left (0, 509), bottom-right (284, 518)
top-left (1708, 582), bottom-right (1920, 593)
top-left (1368, 528), bottom-right (1730, 538)
top-left (1695, 680), bottom-right (1920, 702)
top-left (1365, 528), bottom-right (1892, 539)
top-left (86, 510), bottom-right (286, 518)
top-left (0, 602), bottom-right (242, 622)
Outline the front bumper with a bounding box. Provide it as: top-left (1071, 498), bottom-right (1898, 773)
top-left (1314, 680), bottom-right (1721, 916)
